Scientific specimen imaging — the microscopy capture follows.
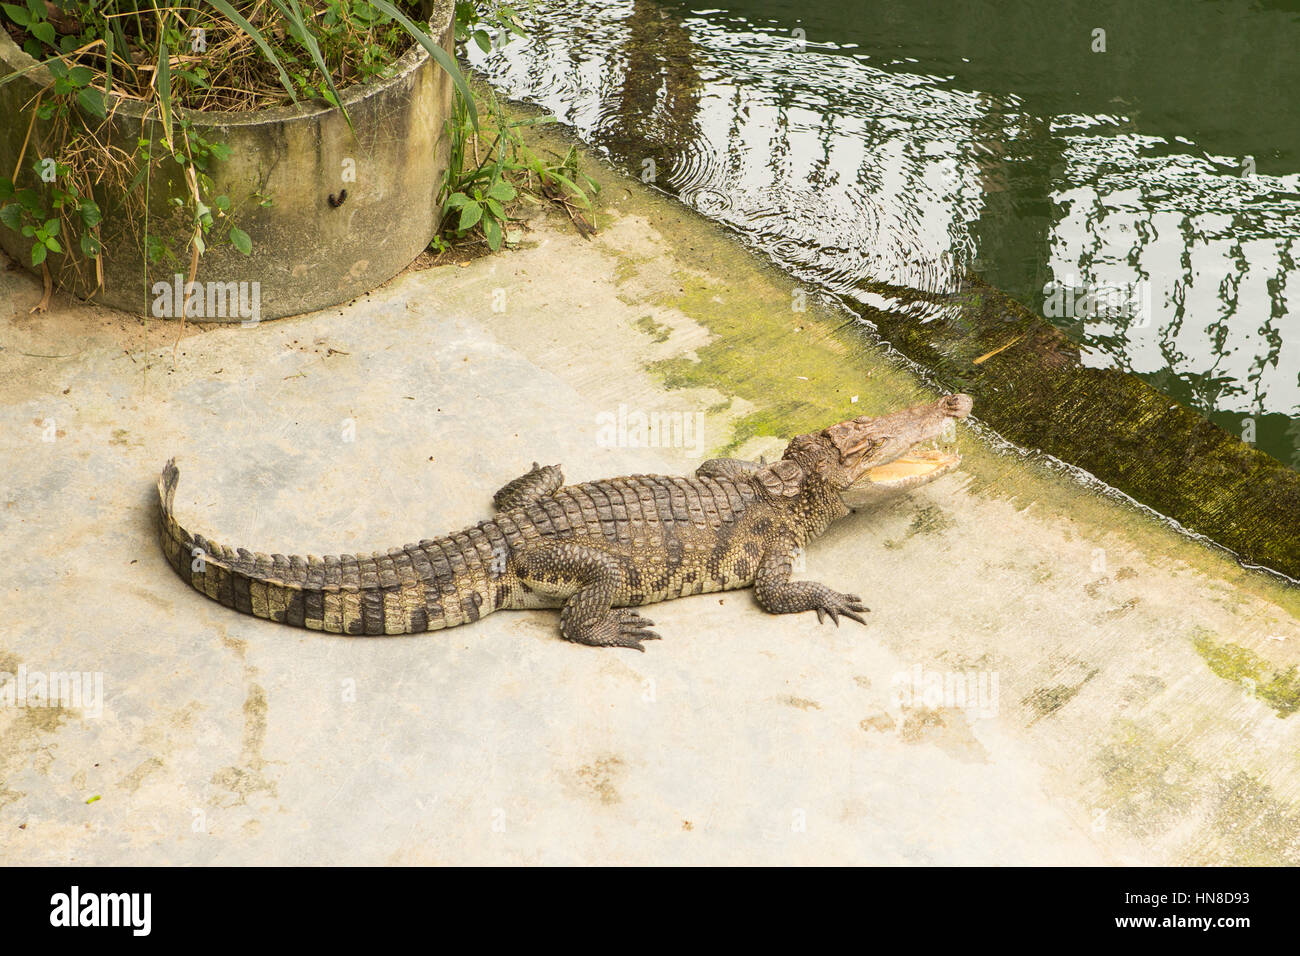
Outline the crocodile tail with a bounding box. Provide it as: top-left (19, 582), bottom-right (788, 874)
top-left (157, 457), bottom-right (190, 568)
top-left (156, 459), bottom-right (494, 635)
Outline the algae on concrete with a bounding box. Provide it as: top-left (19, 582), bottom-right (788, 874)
top-left (1193, 631), bottom-right (1300, 718)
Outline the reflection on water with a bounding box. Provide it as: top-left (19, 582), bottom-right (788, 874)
top-left (468, 0), bottom-right (1300, 467)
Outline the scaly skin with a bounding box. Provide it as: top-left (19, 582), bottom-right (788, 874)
top-left (158, 393), bottom-right (972, 650)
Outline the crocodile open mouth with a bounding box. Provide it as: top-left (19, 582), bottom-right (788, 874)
top-left (833, 392), bottom-right (972, 500)
top-left (864, 446), bottom-right (960, 485)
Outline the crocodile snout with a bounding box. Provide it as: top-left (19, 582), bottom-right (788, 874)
top-left (942, 393), bottom-right (974, 419)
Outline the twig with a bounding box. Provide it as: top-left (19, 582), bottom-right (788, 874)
top-left (30, 260), bottom-right (53, 313)
top-left (12, 91), bottom-right (41, 180)
top-left (972, 334), bottom-right (1026, 365)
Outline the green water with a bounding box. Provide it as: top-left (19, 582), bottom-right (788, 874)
top-left (468, 0), bottom-right (1300, 467)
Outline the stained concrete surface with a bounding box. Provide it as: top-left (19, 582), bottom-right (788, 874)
top-left (1, 137), bottom-right (1298, 864)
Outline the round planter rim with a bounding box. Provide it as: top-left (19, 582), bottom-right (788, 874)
top-left (0, 0), bottom-right (453, 128)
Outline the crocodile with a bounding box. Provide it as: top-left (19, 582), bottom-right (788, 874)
top-left (158, 393), bottom-right (973, 650)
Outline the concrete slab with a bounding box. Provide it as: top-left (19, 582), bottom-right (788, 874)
top-left (1, 126), bottom-right (1297, 864)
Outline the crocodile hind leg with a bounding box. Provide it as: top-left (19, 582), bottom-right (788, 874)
top-left (493, 462), bottom-right (564, 511)
top-left (753, 536), bottom-right (869, 626)
top-left (517, 544), bottom-right (662, 651)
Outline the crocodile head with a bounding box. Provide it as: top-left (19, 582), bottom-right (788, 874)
top-left (783, 393), bottom-right (973, 506)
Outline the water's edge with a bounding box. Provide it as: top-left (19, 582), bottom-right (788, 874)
top-left (842, 275), bottom-right (1300, 581)
top-left (481, 80), bottom-right (1299, 582)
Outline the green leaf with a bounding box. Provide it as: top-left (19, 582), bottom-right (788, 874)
top-left (80, 232), bottom-right (100, 257)
top-left (68, 66), bottom-right (93, 87)
top-left (483, 214), bottom-right (502, 250)
top-left (229, 225), bottom-right (252, 255)
top-left (155, 38), bottom-right (173, 148)
top-left (128, 163), bottom-right (149, 192)
top-left (207, 143), bottom-right (232, 163)
top-left (212, 195), bottom-right (230, 212)
top-left (541, 170), bottom-right (592, 208)
top-left (443, 192), bottom-right (470, 210)
top-left (43, 218), bottom-right (58, 237)
top-left (473, 29), bottom-right (491, 53)
top-left (102, 29), bottom-right (112, 95)
top-left (77, 86), bottom-right (106, 119)
top-left (30, 242), bottom-right (45, 266)
top-left (176, 69), bottom-right (209, 89)
top-left (0, 203), bottom-right (20, 230)
top-left (30, 19), bottom-right (54, 45)
top-left (485, 197), bottom-right (505, 220)
top-left (78, 201), bottom-right (101, 227)
top-left (487, 180), bottom-right (516, 202)
top-left (368, 0), bottom-right (478, 130)
top-left (43, 235), bottom-right (61, 252)
top-left (1, 3), bottom-right (30, 27)
top-left (458, 200), bottom-right (482, 232)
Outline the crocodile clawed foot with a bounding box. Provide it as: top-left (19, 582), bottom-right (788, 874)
top-left (561, 607), bottom-right (663, 651)
top-left (813, 592), bottom-right (870, 627)
top-left (614, 610), bottom-right (662, 651)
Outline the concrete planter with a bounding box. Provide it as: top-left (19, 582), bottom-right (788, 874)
top-left (0, 0), bottom-right (454, 321)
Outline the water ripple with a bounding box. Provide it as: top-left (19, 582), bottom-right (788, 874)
top-left (469, 0), bottom-right (1300, 462)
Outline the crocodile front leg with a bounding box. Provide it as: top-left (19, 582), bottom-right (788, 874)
top-left (753, 536), bottom-right (869, 626)
top-left (517, 543), bottom-right (663, 651)
top-left (493, 462), bottom-right (564, 511)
